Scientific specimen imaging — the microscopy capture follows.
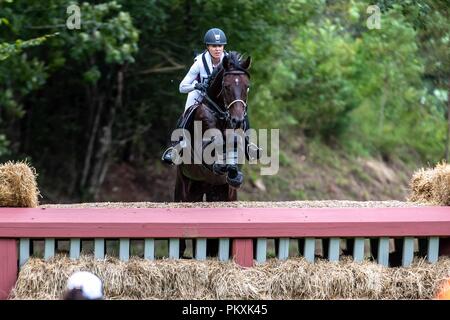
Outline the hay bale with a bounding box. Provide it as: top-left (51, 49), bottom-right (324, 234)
top-left (408, 168), bottom-right (435, 203)
top-left (0, 161), bottom-right (40, 207)
top-left (264, 259), bottom-right (310, 299)
top-left (9, 256), bottom-right (450, 300)
top-left (408, 162), bottom-right (450, 205)
top-left (208, 261), bottom-right (265, 299)
top-left (430, 162), bottom-right (450, 205)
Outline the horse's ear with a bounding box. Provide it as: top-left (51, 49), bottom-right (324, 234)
top-left (241, 56), bottom-right (251, 70)
top-left (222, 54), bottom-right (230, 70)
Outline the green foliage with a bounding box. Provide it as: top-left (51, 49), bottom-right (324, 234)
top-left (285, 20), bottom-right (358, 139)
top-left (348, 2), bottom-right (447, 162)
top-left (0, 0), bottom-right (448, 200)
top-left (0, 134), bottom-right (10, 157)
top-left (0, 4), bottom-right (55, 156)
top-left (64, 2), bottom-right (139, 64)
top-left (0, 33), bottom-right (56, 60)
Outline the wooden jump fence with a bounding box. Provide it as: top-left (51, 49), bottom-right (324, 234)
top-left (1, 206), bottom-right (450, 299)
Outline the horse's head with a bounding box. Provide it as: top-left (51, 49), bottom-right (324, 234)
top-left (221, 52), bottom-right (251, 129)
top-left (207, 52), bottom-right (251, 129)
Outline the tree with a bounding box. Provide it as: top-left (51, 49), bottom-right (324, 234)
top-left (0, 2), bottom-right (54, 157)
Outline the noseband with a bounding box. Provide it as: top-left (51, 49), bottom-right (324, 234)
top-left (226, 99), bottom-right (247, 110)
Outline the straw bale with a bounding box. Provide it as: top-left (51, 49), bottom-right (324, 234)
top-left (10, 255), bottom-right (450, 300)
top-left (0, 160), bottom-right (40, 207)
top-left (430, 162), bottom-right (450, 205)
top-left (408, 162), bottom-right (450, 205)
top-left (408, 167), bottom-right (435, 203)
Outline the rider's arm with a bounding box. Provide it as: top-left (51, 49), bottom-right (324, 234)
top-left (179, 59), bottom-right (200, 94)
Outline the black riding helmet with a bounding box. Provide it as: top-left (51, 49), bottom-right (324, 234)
top-left (204, 28), bottom-right (227, 45)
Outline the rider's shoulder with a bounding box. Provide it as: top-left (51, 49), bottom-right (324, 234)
top-left (191, 58), bottom-right (201, 70)
top-left (193, 51), bottom-right (205, 62)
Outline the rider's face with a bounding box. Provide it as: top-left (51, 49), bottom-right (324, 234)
top-left (207, 45), bottom-right (224, 60)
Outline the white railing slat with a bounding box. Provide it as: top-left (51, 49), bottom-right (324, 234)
top-left (169, 238), bottom-right (180, 259)
top-left (219, 238), bottom-right (230, 261)
top-left (94, 238), bottom-right (105, 259)
top-left (353, 238), bottom-right (365, 262)
top-left (120, 238), bottom-right (130, 261)
top-left (256, 238), bottom-right (267, 263)
top-left (70, 238), bottom-right (80, 259)
top-left (19, 238), bottom-right (30, 267)
top-left (427, 237), bottom-right (439, 263)
top-left (377, 237), bottom-right (389, 267)
top-left (44, 238), bottom-right (55, 260)
top-left (144, 239), bottom-right (155, 260)
top-left (195, 238), bottom-right (207, 260)
top-left (328, 238), bottom-right (340, 262)
top-left (402, 237), bottom-right (415, 267)
top-left (303, 238), bottom-right (315, 263)
top-left (278, 238), bottom-right (289, 260)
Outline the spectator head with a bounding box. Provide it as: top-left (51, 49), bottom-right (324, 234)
top-left (63, 271), bottom-right (104, 300)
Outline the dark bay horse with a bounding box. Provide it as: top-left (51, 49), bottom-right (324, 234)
top-left (174, 51), bottom-right (251, 202)
top-left (174, 52), bottom-right (252, 257)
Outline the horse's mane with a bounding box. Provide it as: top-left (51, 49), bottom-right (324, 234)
top-left (208, 64), bottom-right (223, 85)
top-left (225, 51), bottom-right (244, 68)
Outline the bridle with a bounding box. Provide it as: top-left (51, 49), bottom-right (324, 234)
top-left (202, 68), bottom-right (250, 124)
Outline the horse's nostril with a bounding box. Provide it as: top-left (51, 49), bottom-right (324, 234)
top-left (230, 118), bottom-right (244, 129)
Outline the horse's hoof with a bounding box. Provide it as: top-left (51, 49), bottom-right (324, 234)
top-left (227, 171), bottom-right (243, 189)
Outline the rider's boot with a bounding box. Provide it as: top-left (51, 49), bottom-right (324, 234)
top-left (162, 114), bottom-right (186, 165)
top-left (244, 115), bottom-right (263, 161)
top-left (161, 138), bottom-right (187, 165)
top-left (161, 115), bottom-right (185, 165)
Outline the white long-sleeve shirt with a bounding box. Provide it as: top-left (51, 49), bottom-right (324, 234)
top-left (180, 50), bottom-right (225, 111)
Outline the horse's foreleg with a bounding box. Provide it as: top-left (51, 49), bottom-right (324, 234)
top-left (205, 184), bottom-right (234, 202)
top-left (228, 186), bottom-right (237, 201)
top-left (174, 167), bottom-right (185, 202)
top-left (223, 133), bottom-right (244, 189)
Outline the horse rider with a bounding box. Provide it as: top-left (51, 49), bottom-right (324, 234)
top-left (161, 28), bottom-right (261, 165)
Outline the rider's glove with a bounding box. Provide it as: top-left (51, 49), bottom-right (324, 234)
top-left (194, 82), bottom-right (207, 92)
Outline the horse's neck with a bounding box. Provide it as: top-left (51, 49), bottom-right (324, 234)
top-left (207, 71), bottom-right (224, 106)
top-left (195, 76), bottom-right (227, 132)
top-left (193, 104), bottom-right (226, 133)
top-left (210, 89), bottom-right (223, 106)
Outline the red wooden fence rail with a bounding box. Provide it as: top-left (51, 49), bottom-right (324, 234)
top-left (1, 206), bottom-right (450, 299)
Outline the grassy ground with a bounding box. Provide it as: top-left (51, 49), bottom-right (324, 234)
top-left (239, 137), bottom-right (418, 201)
